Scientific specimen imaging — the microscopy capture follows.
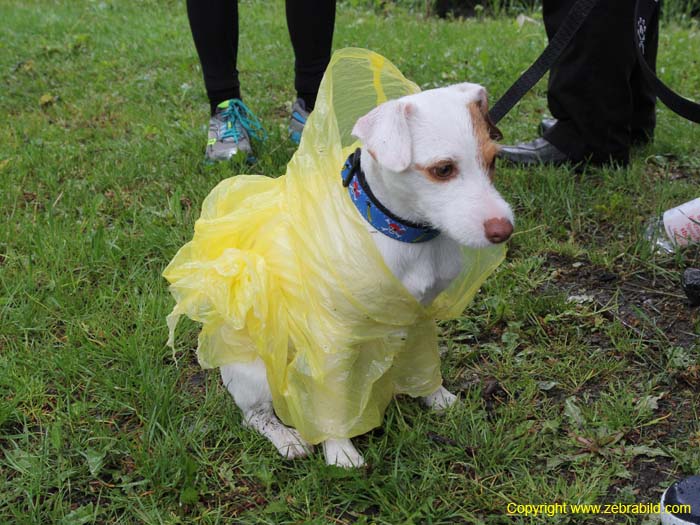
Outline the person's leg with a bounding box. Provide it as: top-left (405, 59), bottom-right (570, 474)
top-left (285, 0), bottom-right (336, 111)
top-left (186, 0), bottom-right (240, 116)
top-left (187, 1), bottom-right (264, 161)
top-left (542, 0), bottom-right (638, 164)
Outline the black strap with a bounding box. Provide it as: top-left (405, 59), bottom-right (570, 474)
top-left (488, 0), bottom-right (601, 125)
top-left (489, 0), bottom-right (700, 125)
top-left (635, 0), bottom-right (700, 123)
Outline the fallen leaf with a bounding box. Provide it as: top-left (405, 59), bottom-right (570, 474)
top-left (575, 435), bottom-right (595, 450)
top-left (82, 448), bottom-right (106, 477)
top-left (564, 397), bottom-right (584, 427)
top-left (636, 393), bottom-right (664, 412)
top-left (612, 464), bottom-right (632, 480)
top-left (567, 294), bottom-right (594, 304)
top-left (61, 503), bottom-right (94, 525)
top-left (39, 93), bottom-right (57, 107)
top-left (21, 60), bottom-right (35, 73)
top-left (627, 445), bottom-right (670, 458)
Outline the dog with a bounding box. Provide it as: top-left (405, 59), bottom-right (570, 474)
top-left (217, 82), bottom-right (514, 467)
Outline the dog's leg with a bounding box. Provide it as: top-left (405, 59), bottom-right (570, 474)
top-left (322, 438), bottom-right (365, 468)
top-left (421, 385), bottom-right (458, 411)
top-left (220, 359), bottom-right (312, 459)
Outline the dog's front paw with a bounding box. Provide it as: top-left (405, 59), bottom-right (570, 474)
top-left (422, 385), bottom-right (458, 411)
top-left (274, 427), bottom-right (314, 459)
top-left (323, 438), bottom-right (365, 468)
top-left (243, 409), bottom-right (313, 459)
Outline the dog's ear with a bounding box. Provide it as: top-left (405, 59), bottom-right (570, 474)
top-left (352, 100), bottom-right (413, 172)
top-left (450, 82), bottom-right (483, 95)
top-left (473, 88), bottom-right (503, 141)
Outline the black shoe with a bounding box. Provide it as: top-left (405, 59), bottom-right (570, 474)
top-left (538, 117), bottom-right (653, 147)
top-left (498, 137), bottom-right (572, 166)
top-left (660, 475), bottom-right (700, 525)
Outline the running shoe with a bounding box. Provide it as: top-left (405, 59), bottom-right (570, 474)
top-left (288, 98), bottom-right (309, 145)
top-left (205, 99), bottom-right (265, 162)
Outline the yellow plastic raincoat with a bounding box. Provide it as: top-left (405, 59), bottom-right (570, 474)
top-left (163, 48), bottom-right (506, 444)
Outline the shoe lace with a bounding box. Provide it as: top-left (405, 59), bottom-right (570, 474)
top-left (219, 99), bottom-right (267, 142)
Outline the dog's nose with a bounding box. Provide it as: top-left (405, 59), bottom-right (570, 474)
top-left (483, 217), bottom-right (513, 243)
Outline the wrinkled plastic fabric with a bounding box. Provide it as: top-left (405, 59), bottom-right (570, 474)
top-left (163, 48), bottom-right (506, 444)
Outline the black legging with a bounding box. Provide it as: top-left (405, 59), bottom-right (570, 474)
top-left (186, 0), bottom-right (336, 115)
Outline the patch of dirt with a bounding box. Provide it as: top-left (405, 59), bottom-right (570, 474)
top-left (540, 252), bottom-right (698, 350)
top-left (608, 455), bottom-right (676, 505)
top-left (178, 368), bottom-right (208, 397)
top-left (644, 154), bottom-right (700, 183)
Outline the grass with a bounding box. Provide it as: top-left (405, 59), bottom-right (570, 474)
top-left (1, 1), bottom-right (699, 523)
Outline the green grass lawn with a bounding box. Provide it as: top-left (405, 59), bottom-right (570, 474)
top-left (1, 1), bottom-right (699, 523)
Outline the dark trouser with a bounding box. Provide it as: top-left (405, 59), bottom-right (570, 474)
top-left (186, 0), bottom-right (336, 115)
top-left (543, 0), bottom-right (659, 165)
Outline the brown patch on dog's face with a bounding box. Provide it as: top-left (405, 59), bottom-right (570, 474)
top-left (468, 101), bottom-right (501, 180)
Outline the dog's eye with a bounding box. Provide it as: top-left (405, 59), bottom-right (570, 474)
top-left (429, 162), bottom-right (456, 180)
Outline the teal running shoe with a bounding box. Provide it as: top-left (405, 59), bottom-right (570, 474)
top-left (205, 99), bottom-right (266, 162)
top-left (288, 98), bottom-right (309, 145)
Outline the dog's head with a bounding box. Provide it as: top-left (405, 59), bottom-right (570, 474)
top-left (352, 83), bottom-right (513, 248)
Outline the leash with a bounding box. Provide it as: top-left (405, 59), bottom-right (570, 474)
top-left (488, 0), bottom-right (700, 125)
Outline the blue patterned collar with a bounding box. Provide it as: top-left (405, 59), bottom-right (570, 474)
top-left (341, 148), bottom-right (441, 243)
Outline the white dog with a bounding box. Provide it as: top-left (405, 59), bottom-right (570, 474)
top-left (219, 83), bottom-right (514, 467)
